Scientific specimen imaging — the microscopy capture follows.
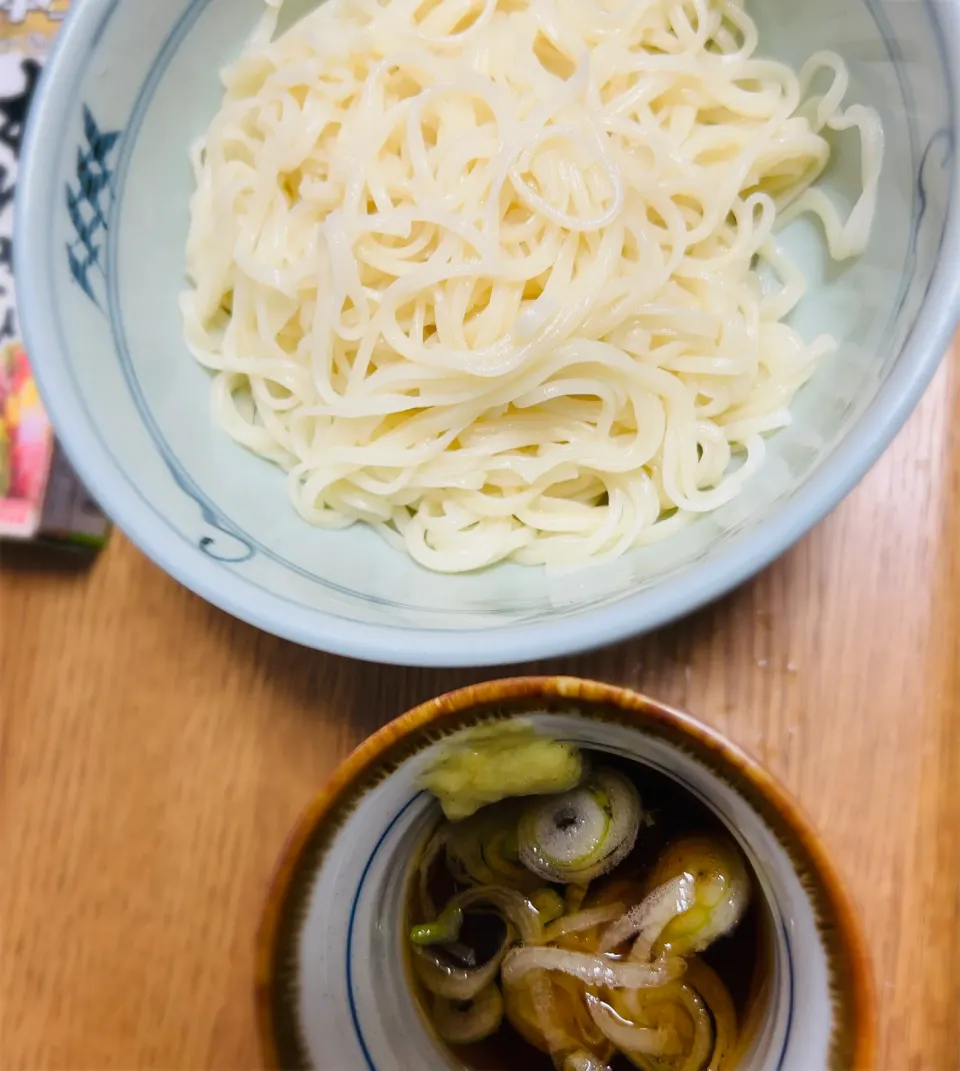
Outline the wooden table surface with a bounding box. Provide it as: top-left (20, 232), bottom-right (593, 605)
top-left (2, 344), bottom-right (958, 1071)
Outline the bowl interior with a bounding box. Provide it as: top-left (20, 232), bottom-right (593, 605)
top-left (254, 681), bottom-right (872, 1071)
top-left (18, 0), bottom-right (958, 660)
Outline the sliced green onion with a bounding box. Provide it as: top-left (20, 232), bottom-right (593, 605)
top-left (433, 984), bottom-right (504, 1045)
top-left (518, 768), bottom-right (643, 884)
top-left (448, 884), bottom-right (545, 944)
top-left (411, 923), bottom-right (514, 1001)
top-left (584, 992), bottom-right (681, 1056)
top-left (612, 981), bottom-right (715, 1071)
top-left (600, 876), bottom-right (696, 960)
top-left (501, 946), bottom-right (685, 991)
top-left (445, 801), bottom-right (541, 893)
top-left (531, 888), bottom-right (566, 924)
top-left (409, 904), bottom-right (464, 946)
top-left (645, 836), bottom-right (751, 957)
top-left (544, 901), bottom-right (626, 943)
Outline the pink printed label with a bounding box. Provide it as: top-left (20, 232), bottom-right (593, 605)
top-left (0, 12), bottom-right (60, 537)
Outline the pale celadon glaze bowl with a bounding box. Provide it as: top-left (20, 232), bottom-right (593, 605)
top-left (255, 678), bottom-right (874, 1070)
top-left (16, 0), bottom-right (960, 666)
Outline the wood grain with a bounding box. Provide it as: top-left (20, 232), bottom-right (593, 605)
top-left (2, 343), bottom-right (958, 1071)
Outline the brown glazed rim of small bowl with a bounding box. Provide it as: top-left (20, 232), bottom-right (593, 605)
top-left (254, 675), bottom-right (876, 1071)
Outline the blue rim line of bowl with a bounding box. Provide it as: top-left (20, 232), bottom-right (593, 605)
top-left (15, 0), bottom-right (960, 667)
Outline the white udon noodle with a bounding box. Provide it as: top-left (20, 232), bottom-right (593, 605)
top-left (182, 0), bottom-right (883, 573)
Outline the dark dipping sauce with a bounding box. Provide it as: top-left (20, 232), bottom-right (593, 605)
top-left (407, 756), bottom-right (772, 1071)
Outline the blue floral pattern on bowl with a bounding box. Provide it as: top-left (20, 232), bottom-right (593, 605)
top-left (65, 106), bottom-right (120, 310)
top-left (62, 97), bottom-right (255, 564)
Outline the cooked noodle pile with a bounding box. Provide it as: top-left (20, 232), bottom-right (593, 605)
top-left (182, 0), bottom-right (882, 572)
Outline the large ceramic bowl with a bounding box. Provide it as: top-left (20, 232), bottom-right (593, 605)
top-left (16, 0), bottom-right (960, 666)
top-left (255, 677), bottom-right (874, 1070)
